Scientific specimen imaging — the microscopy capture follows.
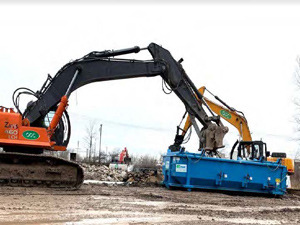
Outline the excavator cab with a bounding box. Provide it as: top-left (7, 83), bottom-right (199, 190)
top-left (230, 140), bottom-right (269, 161)
top-left (230, 140), bottom-right (294, 175)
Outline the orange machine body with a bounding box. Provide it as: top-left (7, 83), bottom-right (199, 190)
top-left (267, 157), bottom-right (295, 175)
top-left (0, 106), bottom-right (66, 152)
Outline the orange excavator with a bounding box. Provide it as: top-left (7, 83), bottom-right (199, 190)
top-left (175, 86), bottom-right (294, 175)
top-left (119, 147), bottom-right (131, 164)
top-left (110, 147), bottom-right (131, 164)
top-left (109, 147), bottom-right (131, 170)
top-left (0, 43), bottom-right (228, 188)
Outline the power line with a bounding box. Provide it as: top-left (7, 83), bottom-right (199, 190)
top-left (69, 112), bottom-right (174, 132)
top-left (68, 112), bottom-right (296, 140)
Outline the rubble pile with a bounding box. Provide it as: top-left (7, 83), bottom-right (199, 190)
top-left (129, 170), bottom-right (164, 185)
top-left (81, 164), bottom-right (127, 182)
top-left (81, 163), bottom-right (163, 185)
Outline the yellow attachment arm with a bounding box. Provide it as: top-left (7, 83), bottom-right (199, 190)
top-left (183, 86), bottom-right (252, 142)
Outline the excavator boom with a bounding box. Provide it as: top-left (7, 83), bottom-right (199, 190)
top-left (22, 43), bottom-right (227, 152)
top-left (182, 86), bottom-right (252, 142)
top-left (0, 43), bottom-right (228, 188)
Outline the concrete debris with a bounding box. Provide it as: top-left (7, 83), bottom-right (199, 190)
top-left (127, 170), bottom-right (163, 185)
top-left (81, 163), bottom-right (163, 185)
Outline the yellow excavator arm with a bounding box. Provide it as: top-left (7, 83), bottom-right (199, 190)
top-left (182, 86), bottom-right (252, 142)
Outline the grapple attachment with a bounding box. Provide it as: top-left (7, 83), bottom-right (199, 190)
top-left (201, 124), bottom-right (229, 151)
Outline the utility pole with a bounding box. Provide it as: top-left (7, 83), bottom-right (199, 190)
top-left (98, 124), bottom-right (102, 164)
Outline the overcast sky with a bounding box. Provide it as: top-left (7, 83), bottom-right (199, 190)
top-left (0, 2), bottom-right (300, 158)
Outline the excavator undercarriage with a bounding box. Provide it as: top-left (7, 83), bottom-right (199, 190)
top-left (0, 152), bottom-right (83, 188)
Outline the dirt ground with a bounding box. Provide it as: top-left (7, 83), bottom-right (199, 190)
top-left (0, 184), bottom-right (299, 225)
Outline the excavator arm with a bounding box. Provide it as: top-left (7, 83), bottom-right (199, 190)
top-left (20, 43), bottom-right (227, 151)
top-left (182, 86), bottom-right (252, 142)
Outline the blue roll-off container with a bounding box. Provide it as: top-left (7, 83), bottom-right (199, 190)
top-left (162, 150), bottom-right (287, 195)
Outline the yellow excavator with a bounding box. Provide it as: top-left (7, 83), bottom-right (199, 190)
top-left (180, 86), bottom-right (294, 175)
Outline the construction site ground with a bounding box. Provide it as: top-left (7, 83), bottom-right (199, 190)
top-left (0, 184), bottom-right (300, 225)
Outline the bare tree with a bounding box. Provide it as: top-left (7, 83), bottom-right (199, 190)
top-left (295, 149), bottom-right (300, 160)
top-left (295, 56), bottom-right (300, 88)
top-left (131, 154), bottom-right (158, 168)
top-left (83, 121), bottom-right (97, 163)
top-left (97, 150), bottom-right (106, 164)
top-left (294, 57), bottom-right (300, 159)
top-left (294, 56), bottom-right (300, 116)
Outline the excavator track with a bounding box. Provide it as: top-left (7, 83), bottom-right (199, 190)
top-left (0, 152), bottom-right (84, 188)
